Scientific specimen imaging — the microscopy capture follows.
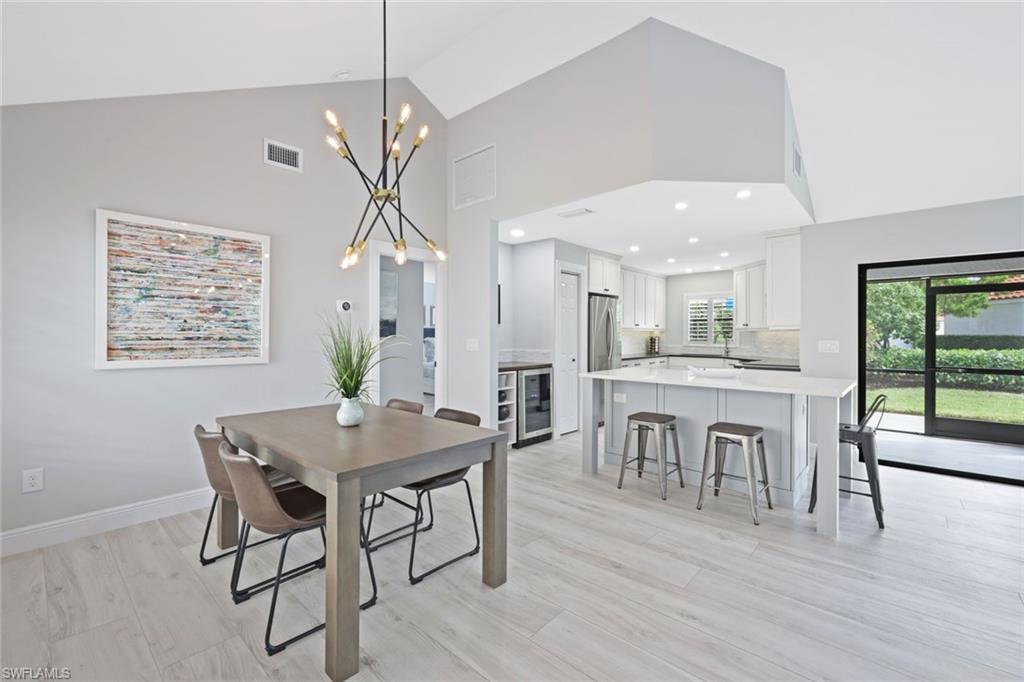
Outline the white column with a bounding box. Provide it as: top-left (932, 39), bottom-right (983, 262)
top-left (581, 377), bottom-right (599, 474)
top-left (812, 395), bottom-right (840, 537)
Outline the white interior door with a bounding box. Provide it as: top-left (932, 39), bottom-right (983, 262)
top-left (557, 270), bottom-right (580, 434)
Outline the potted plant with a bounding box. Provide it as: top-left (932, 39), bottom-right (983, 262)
top-left (321, 317), bottom-right (400, 427)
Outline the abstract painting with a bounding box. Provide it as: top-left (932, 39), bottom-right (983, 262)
top-left (95, 210), bottom-right (270, 369)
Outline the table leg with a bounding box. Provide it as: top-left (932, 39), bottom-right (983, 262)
top-left (325, 477), bottom-right (362, 681)
top-left (482, 440), bottom-right (508, 587)
top-left (581, 377), bottom-right (599, 474)
top-left (813, 396), bottom-right (840, 537)
top-left (216, 497), bottom-right (239, 550)
top-left (839, 390), bottom-right (855, 499)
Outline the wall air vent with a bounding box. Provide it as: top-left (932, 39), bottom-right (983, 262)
top-left (793, 145), bottom-right (803, 177)
top-left (556, 208), bottom-right (594, 219)
top-left (453, 144), bottom-right (496, 209)
top-left (264, 138), bottom-right (303, 172)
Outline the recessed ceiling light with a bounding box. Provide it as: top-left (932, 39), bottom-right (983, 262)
top-left (629, 245), bottom-right (640, 253)
top-left (736, 188), bottom-right (752, 200)
top-left (685, 268), bottom-right (693, 273)
top-left (688, 237), bottom-right (699, 244)
top-left (720, 251), bottom-right (729, 257)
top-left (667, 257), bottom-right (676, 263)
top-left (714, 265), bottom-right (722, 270)
top-left (509, 228), bottom-right (525, 238)
top-left (674, 201), bottom-right (688, 211)
top-left (332, 70), bottom-right (352, 80)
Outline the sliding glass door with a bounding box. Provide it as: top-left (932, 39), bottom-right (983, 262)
top-left (926, 280), bottom-right (1024, 443)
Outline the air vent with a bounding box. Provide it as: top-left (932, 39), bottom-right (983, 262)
top-left (793, 145), bottom-right (803, 177)
top-left (453, 144), bottom-right (496, 209)
top-left (557, 208), bottom-right (594, 219)
top-left (264, 138), bottom-right (303, 172)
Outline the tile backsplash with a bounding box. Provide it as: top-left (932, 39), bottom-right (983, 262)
top-left (498, 348), bottom-right (553, 364)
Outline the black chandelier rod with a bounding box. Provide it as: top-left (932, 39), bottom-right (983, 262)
top-left (381, 0), bottom-right (388, 187)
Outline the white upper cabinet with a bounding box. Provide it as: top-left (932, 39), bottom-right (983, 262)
top-left (734, 263), bottom-right (766, 330)
top-left (619, 269), bottom-right (666, 330)
top-left (588, 253), bottom-right (621, 296)
top-left (765, 233), bottom-right (801, 329)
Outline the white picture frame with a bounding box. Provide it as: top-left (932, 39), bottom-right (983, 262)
top-left (95, 209), bottom-right (270, 369)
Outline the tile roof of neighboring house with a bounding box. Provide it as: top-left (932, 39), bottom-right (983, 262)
top-left (989, 273), bottom-right (1024, 301)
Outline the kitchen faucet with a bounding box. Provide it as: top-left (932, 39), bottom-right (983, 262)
top-left (723, 335), bottom-right (731, 358)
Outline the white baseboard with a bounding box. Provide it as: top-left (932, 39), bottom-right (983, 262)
top-left (0, 487), bottom-right (212, 557)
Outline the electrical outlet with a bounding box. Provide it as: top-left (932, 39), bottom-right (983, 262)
top-left (22, 468), bottom-right (44, 493)
top-left (818, 340), bottom-right (840, 354)
top-left (465, 338), bottom-right (479, 352)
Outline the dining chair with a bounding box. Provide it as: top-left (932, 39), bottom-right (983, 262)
top-left (194, 426), bottom-right (323, 603)
top-left (404, 408), bottom-right (482, 584)
top-left (218, 442), bottom-right (378, 656)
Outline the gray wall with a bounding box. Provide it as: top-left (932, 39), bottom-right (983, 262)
top-left (379, 257), bottom-right (425, 406)
top-left (944, 300), bottom-right (1021, 336)
top-left (800, 196), bottom-right (1024, 383)
top-left (1, 78), bottom-right (447, 530)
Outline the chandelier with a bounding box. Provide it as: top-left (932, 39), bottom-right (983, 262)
top-left (324, 0), bottom-right (446, 269)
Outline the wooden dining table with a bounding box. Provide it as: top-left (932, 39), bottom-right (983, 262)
top-left (216, 403), bottom-right (508, 681)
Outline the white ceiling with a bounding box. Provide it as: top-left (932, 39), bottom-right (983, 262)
top-left (501, 181), bottom-right (813, 276)
top-left (3, 2), bottom-right (1021, 226)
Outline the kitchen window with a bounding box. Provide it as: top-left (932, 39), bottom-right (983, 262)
top-left (686, 293), bottom-right (734, 344)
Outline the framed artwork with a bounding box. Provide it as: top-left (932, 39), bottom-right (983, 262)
top-left (95, 209), bottom-right (270, 369)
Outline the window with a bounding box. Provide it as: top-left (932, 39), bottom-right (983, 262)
top-left (686, 293), bottom-right (734, 344)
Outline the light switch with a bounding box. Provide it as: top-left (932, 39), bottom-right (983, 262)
top-left (613, 393), bottom-right (627, 403)
top-left (466, 338), bottom-right (479, 351)
top-left (818, 340), bottom-right (840, 354)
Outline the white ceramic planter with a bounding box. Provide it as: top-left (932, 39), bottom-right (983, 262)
top-left (336, 398), bottom-right (364, 427)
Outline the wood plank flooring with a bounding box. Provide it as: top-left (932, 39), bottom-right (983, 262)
top-left (2, 431), bottom-right (1021, 681)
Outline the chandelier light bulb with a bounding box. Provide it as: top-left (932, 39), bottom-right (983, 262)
top-left (391, 140), bottom-right (401, 159)
top-left (414, 124), bottom-right (429, 147)
top-left (426, 239), bottom-right (447, 261)
top-left (399, 103), bottom-right (412, 125)
top-left (394, 239), bottom-right (408, 265)
top-left (325, 110), bottom-right (339, 127)
top-left (326, 135), bottom-right (340, 150)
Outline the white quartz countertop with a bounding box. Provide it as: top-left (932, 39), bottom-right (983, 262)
top-left (580, 366), bottom-right (856, 399)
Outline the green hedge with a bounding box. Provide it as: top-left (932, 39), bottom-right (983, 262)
top-left (867, 347), bottom-right (1024, 391)
top-left (935, 335), bottom-right (1024, 350)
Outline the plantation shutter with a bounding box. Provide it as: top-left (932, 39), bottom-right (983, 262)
top-left (688, 299), bottom-right (710, 343)
top-left (713, 298), bottom-right (735, 343)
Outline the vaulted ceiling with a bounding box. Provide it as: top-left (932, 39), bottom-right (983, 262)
top-left (3, 1), bottom-right (1021, 225)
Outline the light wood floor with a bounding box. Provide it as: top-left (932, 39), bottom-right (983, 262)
top-left (3, 431), bottom-right (1022, 681)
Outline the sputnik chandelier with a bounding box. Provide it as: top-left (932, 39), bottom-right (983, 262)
top-left (325, 0), bottom-right (446, 270)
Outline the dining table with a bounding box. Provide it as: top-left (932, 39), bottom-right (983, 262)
top-left (215, 403), bottom-right (509, 681)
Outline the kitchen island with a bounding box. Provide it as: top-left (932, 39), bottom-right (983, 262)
top-left (579, 366), bottom-right (856, 537)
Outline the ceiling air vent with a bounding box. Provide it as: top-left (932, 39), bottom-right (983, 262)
top-left (264, 138), bottom-right (303, 172)
top-left (557, 208), bottom-right (594, 219)
top-left (453, 144), bottom-right (496, 209)
top-left (793, 145), bottom-right (803, 177)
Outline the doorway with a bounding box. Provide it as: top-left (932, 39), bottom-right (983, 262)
top-left (859, 252), bottom-right (1023, 482)
top-left (555, 267), bottom-right (582, 434)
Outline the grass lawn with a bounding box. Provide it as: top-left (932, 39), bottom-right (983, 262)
top-left (867, 387), bottom-right (1024, 425)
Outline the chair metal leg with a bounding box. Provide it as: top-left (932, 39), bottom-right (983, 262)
top-left (231, 519), bottom-right (326, 605)
top-left (618, 424), bottom-right (633, 489)
top-left (713, 438), bottom-right (727, 496)
top-left (636, 426), bottom-right (648, 478)
top-left (740, 437), bottom-right (760, 525)
top-left (409, 480), bottom-right (481, 585)
top-left (200, 494), bottom-right (282, 566)
top-left (365, 490), bottom-right (433, 552)
top-left (670, 425), bottom-right (685, 488)
top-left (654, 425), bottom-right (668, 500)
top-left (697, 430), bottom-right (715, 510)
top-left (756, 437), bottom-right (773, 510)
top-left (861, 438), bottom-right (885, 529)
top-left (808, 457), bottom-right (818, 513)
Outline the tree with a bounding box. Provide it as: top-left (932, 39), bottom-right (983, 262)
top-left (867, 281), bottom-right (926, 349)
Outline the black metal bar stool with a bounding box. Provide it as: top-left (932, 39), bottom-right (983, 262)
top-left (810, 395), bottom-right (886, 529)
top-left (697, 422), bottom-right (772, 525)
top-left (617, 411), bottom-right (684, 500)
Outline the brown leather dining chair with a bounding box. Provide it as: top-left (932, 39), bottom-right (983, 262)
top-left (218, 441), bottom-right (378, 656)
top-left (194, 426), bottom-right (322, 603)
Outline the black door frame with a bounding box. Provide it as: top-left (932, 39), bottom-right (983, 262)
top-left (857, 250), bottom-right (1024, 485)
top-left (925, 280), bottom-right (1024, 444)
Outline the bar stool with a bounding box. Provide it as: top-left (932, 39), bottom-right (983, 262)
top-left (697, 422), bottom-right (772, 525)
top-left (809, 395), bottom-right (886, 529)
top-left (617, 412), bottom-right (684, 500)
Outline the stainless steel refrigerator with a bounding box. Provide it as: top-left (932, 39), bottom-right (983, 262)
top-left (588, 293), bottom-right (621, 423)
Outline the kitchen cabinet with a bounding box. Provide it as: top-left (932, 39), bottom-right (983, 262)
top-left (766, 233), bottom-right (801, 329)
top-left (619, 269), bottom-right (666, 330)
top-left (733, 263), bottom-right (766, 330)
top-left (588, 253), bottom-right (621, 296)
